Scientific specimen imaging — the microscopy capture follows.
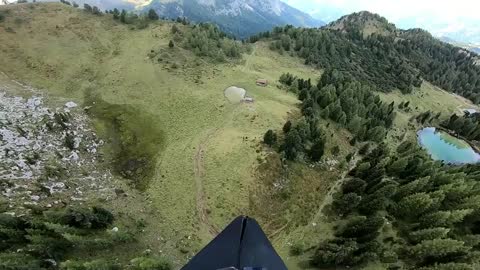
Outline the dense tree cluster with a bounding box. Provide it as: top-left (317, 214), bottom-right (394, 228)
top-left (250, 24), bottom-right (422, 94)
top-left (263, 117), bottom-right (326, 162)
top-left (108, 8), bottom-right (144, 26)
top-left (442, 112), bottom-right (480, 141)
top-left (250, 13), bottom-right (480, 103)
top-left (1, 206), bottom-right (114, 267)
top-left (83, 3), bottom-right (102, 16)
top-left (147, 8), bottom-right (159, 21)
top-left (263, 129), bottom-right (277, 147)
top-left (183, 23), bottom-right (246, 62)
top-left (415, 110), bottom-right (442, 125)
top-left (0, 205), bottom-right (171, 269)
top-left (397, 29), bottom-right (480, 103)
top-left (280, 69), bottom-right (395, 143)
top-left (312, 141), bottom-right (480, 269)
top-left (59, 0), bottom-right (72, 6)
top-left (103, 8), bottom-right (161, 29)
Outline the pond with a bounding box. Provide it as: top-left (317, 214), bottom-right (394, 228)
top-left (417, 127), bottom-right (480, 164)
top-left (224, 86), bottom-right (246, 104)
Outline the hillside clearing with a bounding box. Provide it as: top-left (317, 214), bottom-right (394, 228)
top-left (0, 3), bottom-right (321, 266)
top-left (378, 81), bottom-right (480, 147)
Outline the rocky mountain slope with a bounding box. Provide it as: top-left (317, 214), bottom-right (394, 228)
top-left (143, 0), bottom-right (324, 38)
top-left (0, 80), bottom-right (116, 215)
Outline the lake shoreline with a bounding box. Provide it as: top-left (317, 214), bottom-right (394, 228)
top-left (435, 125), bottom-right (480, 154)
top-left (417, 126), bottom-right (480, 164)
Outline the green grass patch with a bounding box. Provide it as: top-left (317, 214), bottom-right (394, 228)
top-left (378, 81), bottom-right (480, 148)
top-left (439, 131), bottom-right (471, 149)
top-left (85, 92), bottom-right (164, 191)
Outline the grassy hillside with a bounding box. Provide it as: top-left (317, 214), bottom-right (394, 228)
top-left (0, 2), bottom-right (324, 267)
top-left (378, 81), bottom-right (479, 148)
top-left (3, 3), bottom-right (477, 270)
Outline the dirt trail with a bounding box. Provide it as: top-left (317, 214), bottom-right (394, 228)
top-left (241, 44), bottom-right (258, 73)
top-left (193, 106), bottom-right (240, 237)
top-left (312, 154), bottom-right (360, 222)
top-left (194, 129), bottom-right (220, 236)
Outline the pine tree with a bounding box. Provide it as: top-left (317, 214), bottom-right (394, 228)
top-left (387, 157), bottom-right (409, 176)
top-left (342, 178), bottom-right (367, 194)
top-left (409, 228), bottom-right (450, 244)
top-left (120, 10), bottom-right (127, 23)
top-left (83, 3), bottom-right (92, 12)
top-left (147, 8), bottom-right (159, 20)
top-left (310, 138), bottom-right (325, 162)
top-left (282, 121), bottom-right (292, 133)
top-left (333, 192), bottom-right (362, 215)
top-left (396, 193), bottom-right (434, 218)
top-left (112, 8), bottom-right (119, 20)
top-left (410, 239), bottom-right (470, 262)
top-left (263, 130), bottom-right (277, 147)
top-left (420, 210), bottom-right (474, 228)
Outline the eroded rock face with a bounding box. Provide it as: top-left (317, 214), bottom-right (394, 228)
top-left (0, 91), bottom-right (115, 213)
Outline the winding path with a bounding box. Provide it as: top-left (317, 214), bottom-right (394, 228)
top-left (193, 129), bottom-right (220, 236)
top-left (312, 154), bottom-right (359, 222)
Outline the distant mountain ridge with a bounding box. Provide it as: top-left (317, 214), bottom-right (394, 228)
top-left (326, 11), bottom-right (480, 56)
top-left (439, 36), bottom-right (480, 54)
top-left (142, 0), bottom-right (325, 38)
top-left (325, 11), bottom-right (397, 38)
top-left (252, 10), bottom-right (480, 101)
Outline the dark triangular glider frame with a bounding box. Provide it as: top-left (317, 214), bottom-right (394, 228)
top-left (181, 216), bottom-right (287, 270)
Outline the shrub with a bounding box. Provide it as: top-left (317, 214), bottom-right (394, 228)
top-left (263, 130), bottom-right (277, 146)
top-left (61, 260), bottom-right (121, 270)
top-left (84, 260), bottom-right (120, 270)
top-left (331, 145), bottom-right (340, 156)
top-left (283, 121), bottom-right (292, 133)
top-left (171, 24), bottom-right (179, 34)
top-left (92, 6), bottom-right (102, 15)
top-left (130, 257), bottom-right (171, 270)
top-left (83, 4), bottom-right (92, 12)
top-left (47, 207), bottom-right (114, 229)
top-left (92, 207), bottom-right (114, 229)
top-left (136, 17), bottom-right (149, 29)
top-left (290, 242), bottom-right (305, 256)
top-left (147, 9), bottom-right (158, 21)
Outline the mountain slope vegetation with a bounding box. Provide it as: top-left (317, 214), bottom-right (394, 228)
top-left (252, 11), bottom-right (480, 270)
top-left (143, 0), bottom-right (325, 39)
top-left (250, 11), bottom-right (480, 102)
top-left (2, 3), bottom-right (480, 270)
top-left (0, 2), bottom-right (323, 268)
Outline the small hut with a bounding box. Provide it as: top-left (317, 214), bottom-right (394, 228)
top-left (243, 97), bottom-right (254, 103)
top-left (256, 79), bottom-right (268, 87)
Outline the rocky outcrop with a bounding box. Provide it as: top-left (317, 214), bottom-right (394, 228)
top-left (0, 89), bottom-right (115, 214)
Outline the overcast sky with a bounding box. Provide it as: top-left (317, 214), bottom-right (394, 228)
top-left (282, 0), bottom-right (480, 43)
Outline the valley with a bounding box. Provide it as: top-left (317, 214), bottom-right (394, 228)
top-left (2, 2), bottom-right (480, 270)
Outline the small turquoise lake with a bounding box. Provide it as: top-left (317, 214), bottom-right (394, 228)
top-left (418, 127), bottom-right (480, 164)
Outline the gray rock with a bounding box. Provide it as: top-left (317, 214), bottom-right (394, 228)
top-left (65, 102), bottom-right (78, 108)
